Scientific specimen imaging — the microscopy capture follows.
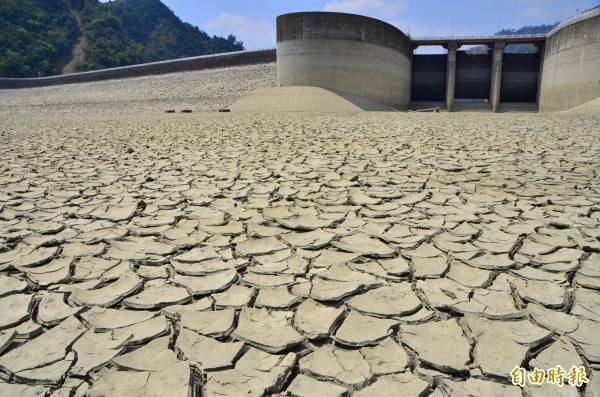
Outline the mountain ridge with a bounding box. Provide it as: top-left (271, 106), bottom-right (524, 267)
top-left (0, 0), bottom-right (243, 78)
top-left (465, 24), bottom-right (558, 54)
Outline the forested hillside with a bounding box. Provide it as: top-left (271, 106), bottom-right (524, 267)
top-left (109, 0), bottom-right (242, 63)
top-left (0, 0), bottom-right (79, 78)
top-left (499, 24), bottom-right (558, 54)
top-left (497, 24), bottom-right (558, 36)
top-left (466, 23), bottom-right (558, 54)
top-left (0, 0), bottom-right (244, 78)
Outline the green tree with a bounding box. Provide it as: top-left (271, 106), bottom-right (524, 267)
top-left (0, 0), bottom-right (78, 77)
top-left (0, 0), bottom-right (244, 77)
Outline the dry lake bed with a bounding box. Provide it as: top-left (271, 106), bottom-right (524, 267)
top-left (0, 64), bottom-right (600, 396)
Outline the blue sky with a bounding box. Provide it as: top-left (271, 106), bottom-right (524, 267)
top-left (158, 0), bottom-right (597, 49)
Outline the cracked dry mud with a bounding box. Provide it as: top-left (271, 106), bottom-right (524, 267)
top-left (1, 64), bottom-right (600, 397)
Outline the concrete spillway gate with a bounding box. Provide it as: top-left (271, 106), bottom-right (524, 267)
top-left (410, 50), bottom-right (542, 105)
top-left (501, 53), bottom-right (541, 103)
top-left (411, 55), bottom-right (447, 102)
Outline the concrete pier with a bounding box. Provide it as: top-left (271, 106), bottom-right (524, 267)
top-left (446, 42), bottom-right (457, 112)
top-left (489, 42), bottom-right (505, 113)
top-left (535, 43), bottom-right (545, 106)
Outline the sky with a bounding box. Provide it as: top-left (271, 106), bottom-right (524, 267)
top-left (158, 0), bottom-right (597, 50)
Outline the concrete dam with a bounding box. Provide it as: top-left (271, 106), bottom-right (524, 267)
top-left (276, 9), bottom-right (600, 112)
top-left (1, 8), bottom-right (599, 113)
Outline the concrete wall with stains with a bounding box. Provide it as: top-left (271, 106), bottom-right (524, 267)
top-left (539, 9), bottom-right (600, 111)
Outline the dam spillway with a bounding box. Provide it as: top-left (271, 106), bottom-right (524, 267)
top-left (275, 9), bottom-right (600, 112)
top-left (1, 8), bottom-right (599, 113)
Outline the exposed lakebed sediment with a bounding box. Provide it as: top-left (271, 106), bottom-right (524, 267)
top-left (0, 65), bottom-right (599, 396)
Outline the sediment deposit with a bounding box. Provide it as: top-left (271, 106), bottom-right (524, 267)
top-left (0, 64), bottom-right (599, 396)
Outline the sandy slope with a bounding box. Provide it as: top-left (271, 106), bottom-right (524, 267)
top-left (568, 96), bottom-right (600, 115)
top-left (0, 63), bottom-right (276, 117)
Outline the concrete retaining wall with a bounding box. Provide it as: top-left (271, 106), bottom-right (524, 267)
top-left (276, 12), bottom-right (412, 109)
top-left (0, 49), bottom-right (276, 89)
top-left (539, 9), bottom-right (600, 111)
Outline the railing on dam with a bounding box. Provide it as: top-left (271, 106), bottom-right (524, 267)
top-left (549, 7), bottom-right (600, 36)
top-left (0, 49), bottom-right (276, 89)
top-left (411, 34), bottom-right (547, 46)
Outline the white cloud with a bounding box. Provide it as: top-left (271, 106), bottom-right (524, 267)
top-left (521, 5), bottom-right (548, 18)
top-left (394, 20), bottom-right (474, 54)
top-left (206, 13), bottom-right (275, 50)
top-left (321, 0), bottom-right (464, 40)
top-left (323, 0), bottom-right (406, 17)
top-left (513, 0), bottom-right (581, 22)
top-left (389, 18), bottom-right (472, 38)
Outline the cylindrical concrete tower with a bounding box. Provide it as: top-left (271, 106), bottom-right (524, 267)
top-left (276, 12), bottom-right (412, 109)
top-left (539, 8), bottom-right (600, 112)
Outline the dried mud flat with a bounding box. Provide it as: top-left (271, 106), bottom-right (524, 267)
top-left (1, 66), bottom-right (600, 397)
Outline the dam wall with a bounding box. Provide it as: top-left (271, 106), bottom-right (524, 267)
top-left (411, 38), bottom-right (546, 112)
top-left (539, 9), bottom-right (600, 111)
top-left (2, 9), bottom-right (599, 113)
top-left (0, 49), bottom-right (276, 89)
top-left (276, 12), bottom-right (412, 109)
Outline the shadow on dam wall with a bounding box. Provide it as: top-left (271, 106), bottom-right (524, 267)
top-left (411, 55), bottom-right (446, 102)
top-left (501, 53), bottom-right (541, 103)
top-left (454, 52), bottom-right (492, 100)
